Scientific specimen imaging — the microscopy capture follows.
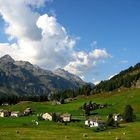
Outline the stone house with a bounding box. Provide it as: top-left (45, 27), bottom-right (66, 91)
top-left (42, 113), bottom-right (53, 121)
top-left (24, 108), bottom-right (32, 116)
top-left (0, 109), bottom-right (10, 117)
top-left (85, 119), bottom-right (106, 128)
top-left (11, 111), bottom-right (22, 117)
top-left (113, 113), bottom-right (123, 121)
top-left (61, 113), bottom-right (71, 122)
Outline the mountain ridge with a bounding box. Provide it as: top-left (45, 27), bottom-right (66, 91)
top-left (0, 54), bottom-right (86, 96)
top-left (92, 63), bottom-right (140, 93)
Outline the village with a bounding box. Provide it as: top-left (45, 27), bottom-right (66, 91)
top-left (0, 100), bottom-right (124, 131)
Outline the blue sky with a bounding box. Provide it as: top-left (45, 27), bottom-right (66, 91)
top-left (0, 0), bottom-right (140, 84)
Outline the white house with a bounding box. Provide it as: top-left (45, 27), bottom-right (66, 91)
top-left (0, 109), bottom-right (10, 117)
top-left (113, 114), bottom-right (123, 121)
top-left (24, 108), bottom-right (32, 116)
top-left (61, 113), bottom-right (71, 122)
top-left (11, 111), bottom-right (22, 117)
top-left (42, 113), bottom-right (53, 121)
top-left (85, 119), bottom-right (105, 128)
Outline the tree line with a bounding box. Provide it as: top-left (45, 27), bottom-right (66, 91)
top-left (0, 84), bottom-right (93, 105)
top-left (1, 62), bottom-right (140, 105)
top-left (50, 84), bottom-right (92, 101)
top-left (0, 94), bottom-right (48, 105)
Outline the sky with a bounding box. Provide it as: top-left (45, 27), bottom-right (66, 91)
top-left (0, 0), bottom-right (140, 84)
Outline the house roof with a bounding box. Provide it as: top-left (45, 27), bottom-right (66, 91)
top-left (43, 112), bottom-right (53, 116)
top-left (25, 108), bottom-right (31, 110)
top-left (0, 109), bottom-right (3, 112)
top-left (11, 111), bottom-right (20, 114)
top-left (61, 113), bottom-right (71, 117)
top-left (113, 113), bottom-right (121, 116)
top-left (24, 108), bottom-right (32, 112)
top-left (86, 119), bottom-right (105, 123)
top-left (0, 109), bottom-right (9, 113)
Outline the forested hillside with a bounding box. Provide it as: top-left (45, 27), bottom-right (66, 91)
top-left (92, 63), bottom-right (140, 93)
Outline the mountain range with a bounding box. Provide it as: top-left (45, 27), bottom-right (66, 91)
top-left (1, 54), bottom-right (140, 97)
top-left (0, 55), bottom-right (85, 96)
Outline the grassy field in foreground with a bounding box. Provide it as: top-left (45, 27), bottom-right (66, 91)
top-left (0, 88), bottom-right (140, 140)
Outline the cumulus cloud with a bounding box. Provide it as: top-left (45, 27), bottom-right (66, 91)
top-left (0, 0), bottom-right (42, 41)
top-left (64, 49), bottom-right (111, 75)
top-left (0, 0), bottom-right (111, 81)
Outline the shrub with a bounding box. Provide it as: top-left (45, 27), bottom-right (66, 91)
top-left (38, 115), bottom-right (44, 121)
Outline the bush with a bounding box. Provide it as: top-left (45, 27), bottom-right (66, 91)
top-left (38, 115), bottom-right (44, 121)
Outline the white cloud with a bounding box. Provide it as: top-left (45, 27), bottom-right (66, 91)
top-left (89, 49), bottom-right (111, 61)
top-left (0, 0), bottom-right (42, 41)
top-left (64, 49), bottom-right (111, 75)
top-left (0, 0), bottom-right (111, 81)
top-left (0, 0), bottom-right (76, 69)
top-left (26, 0), bottom-right (46, 8)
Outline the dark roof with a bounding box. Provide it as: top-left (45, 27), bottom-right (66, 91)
top-left (61, 113), bottom-right (71, 117)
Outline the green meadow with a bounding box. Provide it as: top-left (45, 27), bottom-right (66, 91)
top-left (0, 88), bottom-right (140, 140)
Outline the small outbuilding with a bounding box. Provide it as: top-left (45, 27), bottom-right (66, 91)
top-left (0, 109), bottom-right (10, 117)
top-left (24, 108), bottom-right (32, 116)
top-left (113, 113), bottom-right (123, 121)
top-left (42, 113), bottom-right (53, 121)
top-left (61, 113), bottom-right (71, 122)
top-left (85, 119), bottom-right (106, 128)
top-left (11, 111), bottom-right (22, 117)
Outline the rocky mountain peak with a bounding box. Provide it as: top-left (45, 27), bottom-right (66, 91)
top-left (0, 54), bottom-right (15, 63)
top-left (54, 68), bottom-right (84, 83)
top-left (0, 54), bottom-right (86, 96)
top-left (14, 61), bottom-right (33, 67)
top-left (54, 68), bottom-right (68, 74)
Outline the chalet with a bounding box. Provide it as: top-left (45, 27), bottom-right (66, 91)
top-left (85, 119), bottom-right (106, 128)
top-left (0, 109), bottom-right (10, 117)
top-left (61, 113), bottom-right (71, 122)
top-left (42, 113), bottom-right (53, 121)
top-left (113, 114), bottom-right (123, 121)
top-left (24, 108), bottom-right (32, 116)
top-left (11, 111), bottom-right (22, 117)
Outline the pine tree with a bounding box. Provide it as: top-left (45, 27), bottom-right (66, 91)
top-left (123, 105), bottom-right (134, 122)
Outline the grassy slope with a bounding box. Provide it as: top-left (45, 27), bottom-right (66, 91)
top-left (0, 88), bottom-right (140, 140)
